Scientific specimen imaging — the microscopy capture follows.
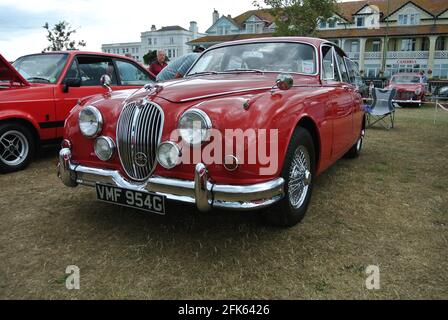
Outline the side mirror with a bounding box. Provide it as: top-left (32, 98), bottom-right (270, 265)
top-left (276, 73), bottom-right (294, 91)
top-left (100, 74), bottom-right (113, 93)
top-left (62, 78), bottom-right (81, 93)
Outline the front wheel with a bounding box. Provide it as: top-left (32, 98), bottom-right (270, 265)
top-left (263, 127), bottom-right (315, 228)
top-left (345, 128), bottom-right (365, 159)
top-left (0, 123), bottom-right (35, 173)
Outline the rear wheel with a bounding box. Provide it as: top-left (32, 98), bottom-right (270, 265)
top-left (263, 127), bottom-right (315, 228)
top-left (0, 123), bottom-right (35, 173)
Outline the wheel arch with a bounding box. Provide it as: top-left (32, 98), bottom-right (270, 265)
top-left (0, 117), bottom-right (41, 150)
top-left (295, 116), bottom-right (321, 172)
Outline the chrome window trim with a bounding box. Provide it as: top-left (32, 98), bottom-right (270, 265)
top-left (320, 44), bottom-right (336, 81)
top-left (186, 40), bottom-right (319, 77)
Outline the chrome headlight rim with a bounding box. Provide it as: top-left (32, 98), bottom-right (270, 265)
top-left (178, 108), bottom-right (212, 147)
top-left (156, 141), bottom-right (181, 170)
top-left (79, 105), bottom-right (103, 139)
top-left (94, 136), bottom-right (115, 161)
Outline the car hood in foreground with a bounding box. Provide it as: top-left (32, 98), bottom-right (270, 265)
top-left (0, 54), bottom-right (30, 88)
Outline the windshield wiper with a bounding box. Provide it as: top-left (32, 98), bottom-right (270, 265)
top-left (27, 77), bottom-right (51, 83)
top-left (188, 71), bottom-right (219, 77)
top-left (223, 69), bottom-right (264, 74)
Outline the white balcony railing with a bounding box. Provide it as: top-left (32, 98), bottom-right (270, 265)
top-left (435, 51), bottom-right (448, 59)
top-left (364, 52), bottom-right (382, 60)
top-left (387, 51), bottom-right (429, 59)
top-left (346, 52), bottom-right (360, 60)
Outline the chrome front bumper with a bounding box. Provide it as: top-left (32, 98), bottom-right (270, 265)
top-left (393, 99), bottom-right (422, 104)
top-left (57, 148), bottom-right (285, 212)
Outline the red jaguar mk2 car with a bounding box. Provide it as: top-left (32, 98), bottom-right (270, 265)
top-left (58, 37), bottom-right (365, 227)
top-left (386, 73), bottom-right (427, 107)
top-left (0, 51), bottom-right (154, 173)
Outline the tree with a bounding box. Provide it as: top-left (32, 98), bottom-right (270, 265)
top-left (143, 50), bottom-right (157, 66)
top-left (42, 21), bottom-right (87, 52)
top-left (254, 0), bottom-right (337, 37)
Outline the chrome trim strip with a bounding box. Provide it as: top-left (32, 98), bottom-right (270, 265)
top-left (58, 149), bottom-right (285, 212)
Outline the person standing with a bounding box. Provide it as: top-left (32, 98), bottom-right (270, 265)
top-left (156, 51), bottom-right (201, 82)
top-left (149, 50), bottom-right (167, 76)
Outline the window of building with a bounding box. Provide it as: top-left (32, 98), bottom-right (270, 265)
top-left (436, 37), bottom-right (446, 51)
top-left (356, 17), bottom-right (365, 27)
top-left (170, 37), bottom-right (174, 45)
top-left (401, 38), bottom-right (416, 51)
top-left (372, 40), bottom-right (381, 52)
top-left (154, 38), bottom-right (158, 45)
top-left (433, 64), bottom-right (448, 79)
top-left (148, 38), bottom-right (152, 45)
top-left (398, 13), bottom-right (420, 25)
top-left (319, 21), bottom-right (327, 29)
top-left (328, 18), bottom-right (336, 28)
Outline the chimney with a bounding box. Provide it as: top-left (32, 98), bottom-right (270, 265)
top-left (189, 21), bottom-right (198, 38)
top-left (213, 9), bottom-right (219, 24)
top-left (151, 25), bottom-right (156, 31)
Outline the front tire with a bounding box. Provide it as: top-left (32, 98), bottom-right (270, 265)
top-left (0, 123), bottom-right (35, 173)
top-left (263, 127), bottom-right (315, 228)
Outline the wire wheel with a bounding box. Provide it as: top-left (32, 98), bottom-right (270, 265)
top-left (288, 145), bottom-right (312, 209)
top-left (0, 130), bottom-right (29, 166)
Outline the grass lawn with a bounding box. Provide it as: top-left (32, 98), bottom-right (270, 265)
top-left (0, 104), bottom-right (447, 299)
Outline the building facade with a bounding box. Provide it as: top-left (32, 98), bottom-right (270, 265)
top-left (102, 22), bottom-right (205, 65)
top-left (189, 1), bottom-right (448, 79)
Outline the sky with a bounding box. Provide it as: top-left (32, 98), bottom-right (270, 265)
top-left (0, 0), bottom-right (260, 61)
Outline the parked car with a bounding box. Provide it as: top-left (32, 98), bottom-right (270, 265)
top-left (436, 86), bottom-right (448, 100)
top-left (0, 51), bottom-right (155, 173)
top-left (386, 73), bottom-right (426, 107)
top-left (58, 37), bottom-right (365, 227)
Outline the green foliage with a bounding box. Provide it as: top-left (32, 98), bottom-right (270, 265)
top-left (42, 21), bottom-right (87, 52)
top-left (143, 50), bottom-right (157, 66)
top-left (254, 0), bottom-right (337, 36)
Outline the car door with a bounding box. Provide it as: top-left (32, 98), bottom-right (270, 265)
top-left (53, 55), bottom-right (122, 137)
top-left (321, 45), bottom-right (354, 159)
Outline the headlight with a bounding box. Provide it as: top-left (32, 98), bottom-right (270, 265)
top-left (157, 142), bottom-right (181, 169)
top-left (94, 136), bottom-right (115, 161)
top-left (415, 88), bottom-right (422, 95)
top-left (178, 108), bottom-right (212, 146)
top-left (79, 106), bottom-right (103, 138)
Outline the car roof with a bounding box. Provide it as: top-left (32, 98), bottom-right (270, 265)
top-left (16, 51), bottom-right (137, 61)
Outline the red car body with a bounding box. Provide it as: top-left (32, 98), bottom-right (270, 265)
top-left (0, 51), bottom-right (154, 172)
top-left (58, 37), bottom-right (366, 227)
top-left (386, 73), bottom-right (426, 106)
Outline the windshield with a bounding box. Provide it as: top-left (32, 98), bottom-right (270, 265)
top-left (188, 42), bottom-right (316, 76)
top-left (391, 75), bottom-right (420, 84)
top-left (13, 54), bottom-right (68, 84)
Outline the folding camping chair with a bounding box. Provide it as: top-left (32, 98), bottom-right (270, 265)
top-left (365, 88), bottom-right (397, 130)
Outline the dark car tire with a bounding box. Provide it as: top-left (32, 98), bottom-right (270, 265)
top-left (345, 128), bottom-right (365, 159)
top-left (263, 127), bottom-right (315, 228)
top-left (0, 123), bottom-right (35, 174)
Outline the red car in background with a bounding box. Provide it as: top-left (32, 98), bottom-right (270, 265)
top-left (386, 73), bottom-right (427, 107)
top-left (0, 51), bottom-right (155, 173)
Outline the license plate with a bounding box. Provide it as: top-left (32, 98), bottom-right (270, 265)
top-left (96, 184), bottom-right (166, 215)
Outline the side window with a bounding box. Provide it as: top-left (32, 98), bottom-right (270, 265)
top-left (344, 57), bottom-right (356, 84)
top-left (322, 45), bottom-right (341, 81)
top-left (335, 52), bottom-right (350, 83)
top-left (321, 46), bottom-right (334, 80)
top-left (115, 60), bottom-right (151, 85)
top-left (76, 56), bottom-right (118, 86)
top-left (64, 59), bottom-right (80, 80)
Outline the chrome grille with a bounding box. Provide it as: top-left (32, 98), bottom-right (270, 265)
top-left (117, 101), bottom-right (164, 181)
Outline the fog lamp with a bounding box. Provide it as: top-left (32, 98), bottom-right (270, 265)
top-left (157, 142), bottom-right (181, 169)
top-left (94, 136), bottom-right (115, 161)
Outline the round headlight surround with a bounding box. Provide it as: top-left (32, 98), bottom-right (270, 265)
top-left (156, 141), bottom-right (181, 170)
top-left (415, 87), bottom-right (422, 95)
top-left (94, 136), bottom-right (115, 161)
top-left (178, 108), bottom-right (212, 147)
top-left (79, 105), bottom-right (103, 138)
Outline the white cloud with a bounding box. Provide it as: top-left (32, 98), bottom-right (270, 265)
top-left (0, 0), bottom-right (258, 61)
